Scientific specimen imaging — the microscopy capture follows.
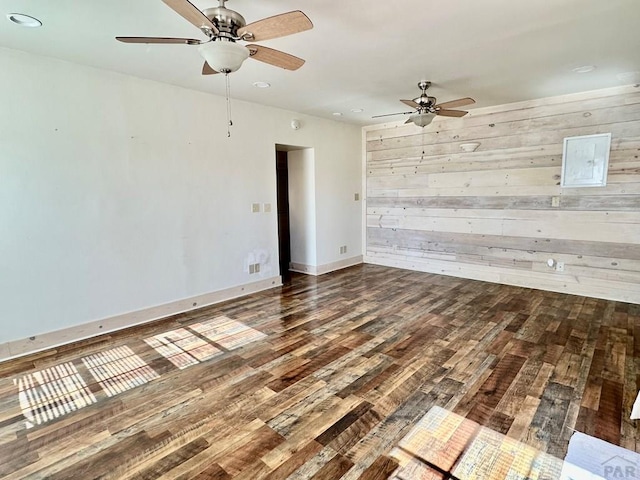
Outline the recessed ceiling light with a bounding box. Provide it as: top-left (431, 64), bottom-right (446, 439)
top-left (252, 81), bottom-right (270, 88)
top-left (6, 13), bottom-right (42, 28)
top-left (332, 112), bottom-right (343, 116)
top-left (572, 65), bottom-right (596, 74)
top-left (350, 108), bottom-right (364, 113)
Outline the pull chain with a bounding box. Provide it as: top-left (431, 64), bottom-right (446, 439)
top-left (225, 72), bottom-right (233, 138)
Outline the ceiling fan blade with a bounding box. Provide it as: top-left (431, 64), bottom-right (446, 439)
top-left (202, 62), bottom-right (219, 75)
top-left (435, 97), bottom-right (475, 109)
top-left (372, 111), bottom-right (414, 119)
top-left (401, 99), bottom-right (420, 109)
top-left (436, 109), bottom-right (468, 118)
top-left (238, 11), bottom-right (312, 42)
top-left (116, 36), bottom-right (201, 45)
top-left (162, 0), bottom-right (219, 34)
top-left (247, 45), bottom-right (305, 71)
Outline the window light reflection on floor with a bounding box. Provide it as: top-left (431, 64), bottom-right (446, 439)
top-left (144, 328), bottom-right (221, 369)
top-left (14, 317), bottom-right (267, 429)
top-left (82, 346), bottom-right (159, 397)
top-left (14, 362), bottom-right (97, 428)
top-left (389, 406), bottom-right (640, 480)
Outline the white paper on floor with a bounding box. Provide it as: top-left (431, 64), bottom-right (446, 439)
top-left (561, 431), bottom-right (640, 480)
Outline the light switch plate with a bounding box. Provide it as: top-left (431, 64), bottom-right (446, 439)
top-left (252, 203), bottom-right (261, 213)
top-left (355, 193), bottom-right (360, 201)
top-left (263, 203), bottom-right (271, 213)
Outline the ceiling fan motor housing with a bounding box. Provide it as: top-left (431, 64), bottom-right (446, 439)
top-left (203, 6), bottom-right (246, 39)
top-left (413, 81), bottom-right (436, 112)
top-left (413, 95), bottom-right (437, 113)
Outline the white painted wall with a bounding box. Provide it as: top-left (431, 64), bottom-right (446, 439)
top-left (315, 127), bottom-right (363, 266)
top-left (288, 149), bottom-right (317, 267)
top-left (0, 46), bottom-right (362, 345)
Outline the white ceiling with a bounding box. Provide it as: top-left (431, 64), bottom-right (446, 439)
top-left (1, 0), bottom-right (640, 125)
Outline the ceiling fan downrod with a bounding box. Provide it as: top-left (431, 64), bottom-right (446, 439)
top-left (418, 81), bottom-right (431, 93)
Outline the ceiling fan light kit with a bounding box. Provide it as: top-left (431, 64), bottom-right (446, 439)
top-left (374, 81), bottom-right (475, 128)
top-left (408, 112), bottom-right (436, 128)
top-left (197, 41), bottom-right (249, 73)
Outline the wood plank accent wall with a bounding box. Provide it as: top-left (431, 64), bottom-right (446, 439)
top-left (364, 86), bottom-right (640, 304)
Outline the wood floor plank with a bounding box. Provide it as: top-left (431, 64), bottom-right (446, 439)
top-left (130, 437), bottom-right (210, 480)
top-left (191, 463), bottom-right (231, 480)
top-left (259, 440), bottom-right (323, 480)
top-left (355, 455), bottom-right (399, 480)
top-left (0, 265), bottom-right (637, 479)
top-left (309, 452), bottom-right (354, 479)
top-left (217, 425), bottom-right (285, 476)
top-left (315, 401), bottom-right (374, 446)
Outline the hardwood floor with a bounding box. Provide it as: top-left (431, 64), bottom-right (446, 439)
top-left (0, 264), bottom-right (638, 479)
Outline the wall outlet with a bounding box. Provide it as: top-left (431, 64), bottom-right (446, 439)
top-left (252, 203), bottom-right (261, 213)
top-left (556, 262), bottom-right (565, 272)
top-left (339, 245), bottom-right (348, 254)
top-left (263, 203), bottom-right (271, 213)
top-left (551, 196), bottom-right (560, 208)
top-left (249, 263), bottom-right (261, 274)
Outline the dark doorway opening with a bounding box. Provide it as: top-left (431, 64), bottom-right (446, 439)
top-left (275, 150), bottom-right (291, 283)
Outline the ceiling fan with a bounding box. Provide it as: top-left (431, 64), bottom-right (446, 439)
top-left (116, 0), bottom-right (313, 75)
top-left (373, 81), bottom-right (475, 127)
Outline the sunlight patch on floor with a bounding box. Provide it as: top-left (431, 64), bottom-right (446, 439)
top-left (82, 346), bottom-right (160, 396)
top-left (391, 406), bottom-right (557, 479)
top-left (14, 362), bottom-right (96, 428)
top-left (191, 316), bottom-right (267, 350)
top-left (389, 406), bottom-right (640, 480)
top-left (144, 328), bottom-right (221, 369)
top-left (13, 317), bottom-right (266, 428)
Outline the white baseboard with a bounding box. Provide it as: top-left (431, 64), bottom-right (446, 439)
top-left (364, 255), bottom-right (640, 304)
top-left (0, 276), bottom-right (282, 363)
top-left (290, 255), bottom-right (363, 276)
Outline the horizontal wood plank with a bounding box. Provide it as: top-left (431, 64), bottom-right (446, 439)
top-left (365, 87), bottom-right (640, 303)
